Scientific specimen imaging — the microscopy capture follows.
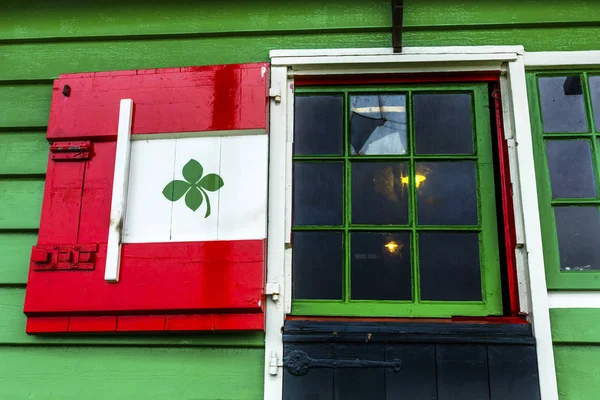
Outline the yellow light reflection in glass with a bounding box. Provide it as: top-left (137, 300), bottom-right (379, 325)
top-left (401, 174), bottom-right (427, 188)
top-left (384, 241), bottom-right (399, 253)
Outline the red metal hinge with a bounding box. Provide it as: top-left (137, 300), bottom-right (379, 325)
top-left (30, 244), bottom-right (98, 271)
top-left (50, 141), bottom-right (92, 160)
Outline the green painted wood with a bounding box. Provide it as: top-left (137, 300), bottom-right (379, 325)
top-left (0, 345), bottom-right (264, 399)
top-left (0, 233), bottom-right (37, 284)
top-left (0, 288), bottom-right (265, 346)
top-left (0, 179), bottom-right (43, 229)
top-left (0, 84), bottom-right (50, 128)
top-left (0, 132), bottom-right (47, 175)
top-left (554, 345), bottom-right (600, 400)
top-left (551, 308), bottom-right (600, 344)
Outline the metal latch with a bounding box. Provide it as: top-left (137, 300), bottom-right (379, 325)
top-left (266, 282), bottom-right (281, 302)
top-left (31, 244), bottom-right (98, 271)
top-left (50, 141), bottom-right (92, 161)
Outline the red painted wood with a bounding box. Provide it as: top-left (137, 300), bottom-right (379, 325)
top-left (165, 315), bottom-right (214, 331)
top-left (24, 240), bottom-right (266, 314)
top-left (47, 63), bottom-right (269, 140)
top-left (294, 71), bottom-right (501, 86)
top-left (117, 316), bottom-right (166, 332)
top-left (69, 316), bottom-right (117, 332)
top-left (214, 313), bottom-right (264, 331)
top-left (493, 84), bottom-right (521, 316)
top-left (26, 317), bottom-right (70, 334)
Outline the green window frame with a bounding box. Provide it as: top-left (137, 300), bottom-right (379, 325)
top-left (291, 83), bottom-right (503, 317)
top-left (528, 71), bottom-right (600, 289)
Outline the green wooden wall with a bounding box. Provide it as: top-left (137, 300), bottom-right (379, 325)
top-left (2, 1), bottom-right (600, 398)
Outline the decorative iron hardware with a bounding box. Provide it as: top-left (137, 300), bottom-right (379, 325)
top-left (392, 0), bottom-right (404, 53)
top-left (31, 244), bottom-right (98, 271)
top-left (50, 141), bottom-right (92, 161)
top-left (283, 350), bottom-right (403, 376)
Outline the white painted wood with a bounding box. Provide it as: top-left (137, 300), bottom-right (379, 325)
top-left (122, 138), bottom-right (176, 244)
top-left (105, 99), bottom-right (134, 283)
top-left (548, 291), bottom-right (600, 308)
top-left (217, 135), bottom-right (268, 240)
top-left (292, 63), bottom-right (505, 76)
top-left (170, 136), bottom-right (221, 242)
top-left (131, 128), bottom-right (265, 141)
top-left (270, 46), bottom-right (524, 58)
top-left (508, 56), bottom-right (559, 400)
top-left (263, 66), bottom-right (287, 400)
top-left (284, 76), bottom-right (295, 314)
top-left (525, 51), bottom-right (600, 69)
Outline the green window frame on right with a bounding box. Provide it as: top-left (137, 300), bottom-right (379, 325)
top-left (528, 71), bottom-right (600, 289)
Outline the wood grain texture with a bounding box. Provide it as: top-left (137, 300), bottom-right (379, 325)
top-left (0, 84), bottom-right (50, 128)
top-left (0, 233), bottom-right (37, 284)
top-left (550, 308), bottom-right (600, 344)
top-left (0, 346), bottom-right (264, 400)
top-left (0, 178), bottom-right (44, 229)
top-left (0, 132), bottom-right (47, 175)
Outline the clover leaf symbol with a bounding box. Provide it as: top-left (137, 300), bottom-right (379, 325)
top-left (162, 159), bottom-right (224, 218)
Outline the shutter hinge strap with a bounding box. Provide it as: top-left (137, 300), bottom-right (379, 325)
top-left (50, 141), bottom-right (92, 161)
top-left (31, 244), bottom-right (98, 271)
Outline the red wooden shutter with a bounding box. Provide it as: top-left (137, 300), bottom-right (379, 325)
top-left (24, 64), bottom-right (269, 334)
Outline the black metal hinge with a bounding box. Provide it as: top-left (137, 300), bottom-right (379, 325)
top-left (392, 0), bottom-right (404, 53)
top-left (283, 350), bottom-right (403, 377)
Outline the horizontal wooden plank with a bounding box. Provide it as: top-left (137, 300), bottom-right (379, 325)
top-left (0, 232), bottom-right (37, 284)
top-left (0, 84), bottom-right (50, 128)
top-left (550, 308), bottom-right (600, 344)
top-left (554, 345), bottom-right (600, 399)
top-left (3, 27), bottom-right (600, 82)
top-left (0, 345), bottom-right (264, 400)
top-left (0, 288), bottom-right (265, 346)
top-left (0, 132), bottom-right (48, 175)
top-left (0, 178), bottom-right (44, 229)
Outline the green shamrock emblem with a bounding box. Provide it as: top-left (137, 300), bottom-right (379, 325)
top-left (162, 159), bottom-right (224, 217)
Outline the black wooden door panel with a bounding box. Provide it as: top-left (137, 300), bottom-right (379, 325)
top-left (488, 345), bottom-right (541, 400)
top-left (284, 343), bottom-right (334, 400)
top-left (385, 344), bottom-right (437, 400)
top-left (436, 345), bottom-right (490, 400)
top-left (334, 343), bottom-right (386, 400)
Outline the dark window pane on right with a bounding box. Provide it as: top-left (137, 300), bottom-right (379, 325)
top-left (419, 232), bottom-right (482, 301)
top-left (416, 161), bottom-right (478, 226)
top-left (294, 95), bottom-right (343, 155)
top-left (351, 232), bottom-right (412, 300)
top-left (414, 93), bottom-right (474, 155)
top-left (538, 76), bottom-right (588, 133)
top-left (293, 231), bottom-right (343, 299)
top-left (293, 162), bottom-right (343, 226)
top-left (590, 76), bottom-right (600, 129)
top-left (546, 140), bottom-right (597, 198)
top-left (554, 207), bottom-right (600, 271)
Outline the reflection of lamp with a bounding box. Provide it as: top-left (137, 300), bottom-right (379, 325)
top-left (401, 174), bottom-right (427, 188)
top-left (384, 241), bottom-right (399, 253)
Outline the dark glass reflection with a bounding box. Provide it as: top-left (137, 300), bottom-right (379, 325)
top-left (539, 76), bottom-right (588, 133)
top-left (419, 232), bottom-right (482, 301)
top-left (350, 94), bottom-right (408, 155)
top-left (416, 161), bottom-right (478, 225)
top-left (294, 96), bottom-right (343, 155)
top-left (590, 76), bottom-right (600, 129)
top-left (554, 207), bottom-right (600, 271)
top-left (293, 232), bottom-right (344, 299)
top-left (293, 162), bottom-right (343, 225)
top-left (414, 93), bottom-right (474, 154)
top-left (351, 232), bottom-right (412, 300)
top-left (546, 140), bottom-right (597, 198)
top-left (351, 162), bottom-right (409, 225)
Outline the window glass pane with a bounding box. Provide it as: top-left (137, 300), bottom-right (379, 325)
top-left (554, 207), bottom-right (600, 271)
top-left (419, 232), bottom-right (482, 301)
top-left (351, 162), bottom-right (409, 225)
top-left (416, 161), bottom-right (478, 225)
top-left (293, 162), bottom-right (343, 225)
top-left (538, 76), bottom-right (588, 133)
top-left (546, 140), bottom-right (597, 198)
top-left (350, 232), bottom-right (412, 300)
top-left (350, 94), bottom-right (407, 155)
top-left (414, 93), bottom-right (474, 155)
top-left (294, 95), bottom-right (343, 155)
top-left (293, 232), bottom-right (344, 299)
top-left (590, 76), bottom-right (600, 129)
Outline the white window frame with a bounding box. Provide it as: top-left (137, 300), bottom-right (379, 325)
top-left (265, 46), bottom-right (558, 400)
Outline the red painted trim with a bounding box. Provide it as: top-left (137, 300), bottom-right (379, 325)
top-left (26, 317), bottom-right (70, 334)
top-left (69, 316), bottom-right (117, 332)
top-left (214, 313), bottom-right (264, 331)
top-left (165, 315), bottom-right (214, 331)
top-left (117, 316), bottom-right (166, 332)
top-left (493, 84), bottom-right (521, 316)
top-left (294, 71), bottom-right (501, 86)
top-left (48, 63), bottom-right (269, 140)
top-left (286, 316), bottom-right (528, 325)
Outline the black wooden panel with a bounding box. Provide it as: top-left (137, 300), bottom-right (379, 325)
top-left (334, 343), bottom-right (386, 400)
top-left (385, 344), bottom-right (437, 400)
top-left (488, 345), bottom-right (541, 400)
top-left (436, 344), bottom-right (490, 400)
top-left (284, 343), bottom-right (334, 400)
